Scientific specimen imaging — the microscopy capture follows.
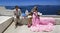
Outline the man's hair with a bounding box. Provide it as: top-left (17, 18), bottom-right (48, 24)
top-left (15, 6), bottom-right (19, 8)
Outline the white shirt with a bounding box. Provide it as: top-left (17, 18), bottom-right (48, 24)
top-left (13, 9), bottom-right (21, 16)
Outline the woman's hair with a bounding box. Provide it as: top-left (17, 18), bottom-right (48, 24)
top-left (33, 7), bottom-right (38, 12)
top-left (35, 8), bottom-right (37, 11)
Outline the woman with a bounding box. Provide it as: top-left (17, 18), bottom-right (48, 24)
top-left (29, 7), bottom-right (55, 32)
top-left (32, 8), bottom-right (40, 26)
top-left (28, 6), bottom-right (40, 27)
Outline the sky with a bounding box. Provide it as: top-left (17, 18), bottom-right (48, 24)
top-left (0, 0), bottom-right (60, 6)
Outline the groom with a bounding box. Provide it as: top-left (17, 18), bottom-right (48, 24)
top-left (14, 6), bottom-right (21, 28)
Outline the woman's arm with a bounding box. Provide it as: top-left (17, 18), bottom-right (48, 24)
top-left (33, 12), bottom-right (38, 16)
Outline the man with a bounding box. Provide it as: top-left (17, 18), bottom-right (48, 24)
top-left (14, 6), bottom-right (21, 28)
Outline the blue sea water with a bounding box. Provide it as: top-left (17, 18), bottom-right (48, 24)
top-left (5, 5), bottom-right (60, 15)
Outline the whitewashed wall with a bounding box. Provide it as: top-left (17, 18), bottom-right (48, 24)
top-left (0, 6), bottom-right (14, 16)
top-left (0, 10), bottom-right (14, 16)
top-left (0, 17), bottom-right (14, 33)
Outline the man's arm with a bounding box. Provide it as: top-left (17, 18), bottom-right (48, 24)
top-left (19, 9), bottom-right (22, 16)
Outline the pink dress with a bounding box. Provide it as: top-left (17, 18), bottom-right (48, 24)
top-left (29, 12), bottom-right (55, 32)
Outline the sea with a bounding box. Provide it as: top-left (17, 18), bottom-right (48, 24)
top-left (5, 5), bottom-right (60, 15)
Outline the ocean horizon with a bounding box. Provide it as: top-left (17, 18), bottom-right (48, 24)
top-left (5, 5), bottom-right (60, 15)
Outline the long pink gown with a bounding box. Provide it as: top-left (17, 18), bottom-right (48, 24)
top-left (29, 12), bottom-right (55, 32)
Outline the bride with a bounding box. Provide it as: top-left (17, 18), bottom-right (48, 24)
top-left (29, 6), bottom-right (55, 32)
